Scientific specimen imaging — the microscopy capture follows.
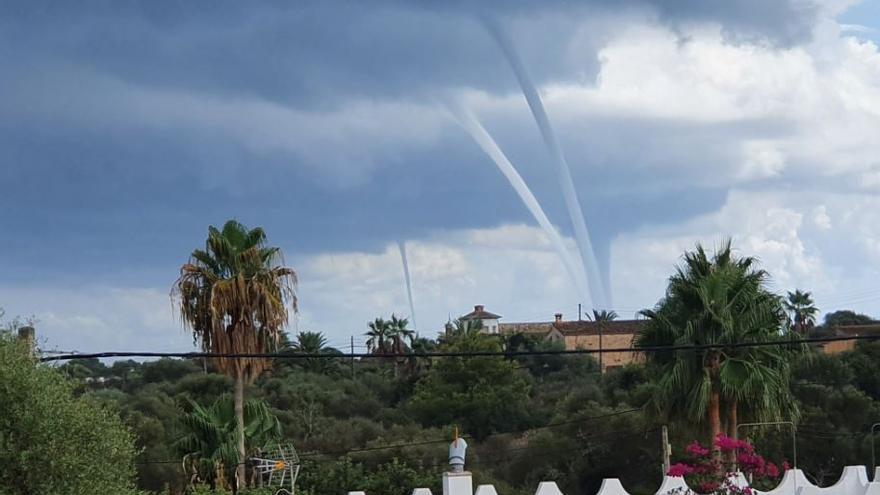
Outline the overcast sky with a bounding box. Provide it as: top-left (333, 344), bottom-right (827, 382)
top-left (2, 0), bottom-right (880, 354)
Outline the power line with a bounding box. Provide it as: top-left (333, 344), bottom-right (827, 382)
top-left (299, 406), bottom-right (644, 459)
top-left (39, 334), bottom-right (880, 362)
top-left (135, 407), bottom-right (646, 467)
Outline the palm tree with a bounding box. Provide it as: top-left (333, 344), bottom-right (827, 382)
top-left (784, 289), bottom-right (818, 334)
top-left (173, 220), bottom-right (296, 488)
top-left (408, 336), bottom-right (437, 373)
top-left (388, 314), bottom-right (415, 354)
top-left (637, 241), bottom-right (797, 461)
top-left (449, 318), bottom-right (483, 336)
top-left (292, 330), bottom-right (330, 353)
top-left (588, 309), bottom-right (618, 371)
top-left (291, 331), bottom-right (339, 374)
top-left (365, 318), bottom-right (391, 354)
top-left (386, 314), bottom-right (415, 377)
top-left (175, 395), bottom-right (282, 491)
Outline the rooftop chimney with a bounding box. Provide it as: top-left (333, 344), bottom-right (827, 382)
top-left (554, 313), bottom-right (563, 323)
top-left (17, 326), bottom-right (35, 354)
top-left (474, 305), bottom-right (484, 312)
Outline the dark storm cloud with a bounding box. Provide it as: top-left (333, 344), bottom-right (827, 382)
top-left (0, 0), bottom-right (824, 286)
top-left (0, 0), bottom-right (818, 106)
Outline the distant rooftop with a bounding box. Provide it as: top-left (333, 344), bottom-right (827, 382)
top-left (553, 319), bottom-right (646, 335)
top-left (460, 305), bottom-right (502, 321)
top-left (499, 314), bottom-right (646, 336)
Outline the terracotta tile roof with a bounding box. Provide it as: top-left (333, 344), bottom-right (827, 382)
top-left (499, 319), bottom-right (646, 336)
top-left (552, 319), bottom-right (647, 335)
top-left (498, 322), bottom-right (554, 335)
top-left (460, 305), bottom-right (502, 321)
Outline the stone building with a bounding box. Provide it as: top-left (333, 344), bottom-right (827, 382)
top-left (460, 305), bottom-right (879, 373)
top-left (817, 324), bottom-right (880, 355)
top-left (499, 313), bottom-right (646, 372)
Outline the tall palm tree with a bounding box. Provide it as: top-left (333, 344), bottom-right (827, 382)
top-left (292, 330), bottom-right (330, 353)
top-left (408, 336), bottom-right (437, 374)
top-left (175, 395), bottom-right (282, 491)
top-left (173, 220), bottom-right (296, 488)
top-left (784, 289), bottom-right (818, 334)
top-left (637, 241), bottom-right (797, 460)
top-left (452, 318), bottom-right (484, 336)
top-left (365, 318), bottom-right (391, 354)
top-left (388, 314), bottom-right (415, 354)
top-left (291, 331), bottom-right (339, 374)
top-left (589, 309), bottom-right (618, 371)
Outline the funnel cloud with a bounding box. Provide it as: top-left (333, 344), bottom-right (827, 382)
top-left (452, 104), bottom-right (590, 304)
top-left (483, 15), bottom-right (609, 309)
top-left (397, 240), bottom-right (417, 333)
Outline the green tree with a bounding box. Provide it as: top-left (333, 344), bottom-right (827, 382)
top-left (60, 358), bottom-right (110, 379)
top-left (366, 317), bottom-right (391, 354)
top-left (388, 314), bottom-right (415, 377)
top-left (823, 309), bottom-right (874, 328)
top-left (784, 289), bottom-right (818, 334)
top-left (388, 314), bottom-right (415, 354)
top-left (409, 329), bottom-right (531, 439)
top-left (290, 331), bottom-right (340, 374)
top-left (175, 395), bottom-right (282, 491)
top-left (173, 219), bottom-right (297, 488)
top-left (0, 335), bottom-right (139, 494)
top-left (440, 318), bottom-right (484, 345)
top-left (637, 241), bottom-right (797, 456)
top-left (295, 457), bottom-right (441, 495)
top-left (845, 340), bottom-right (880, 400)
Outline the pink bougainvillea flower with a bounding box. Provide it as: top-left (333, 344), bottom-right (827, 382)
top-left (686, 441), bottom-right (711, 457)
top-left (715, 435), bottom-right (739, 452)
top-left (738, 439), bottom-right (755, 453)
top-left (715, 435), bottom-right (756, 454)
top-left (668, 463), bottom-right (695, 477)
top-left (698, 481), bottom-right (720, 493)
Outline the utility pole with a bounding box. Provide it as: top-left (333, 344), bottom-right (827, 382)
top-left (661, 425), bottom-right (671, 475)
top-left (350, 336), bottom-right (355, 379)
top-left (578, 303), bottom-right (582, 321)
top-left (872, 423), bottom-right (880, 475)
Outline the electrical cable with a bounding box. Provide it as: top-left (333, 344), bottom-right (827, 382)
top-left (40, 334), bottom-right (880, 362)
top-left (135, 407), bottom-right (646, 466)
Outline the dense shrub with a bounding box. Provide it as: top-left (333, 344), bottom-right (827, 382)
top-left (0, 335), bottom-right (140, 495)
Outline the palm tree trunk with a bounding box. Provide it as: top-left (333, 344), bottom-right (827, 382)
top-left (234, 368), bottom-right (246, 491)
top-left (727, 399), bottom-right (738, 470)
top-left (708, 352), bottom-right (722, 463)
top-left (392, 337), bottom-right (400, 379)
top-left (708, 352), bottom-right (723, 475)
top-left (709, 388), bottom-right (722, 470)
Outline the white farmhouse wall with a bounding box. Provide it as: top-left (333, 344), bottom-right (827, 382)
top-left (534, 481), bottom-right (564, 495)
top-left (596, 479), bottom-right (629, 495)
top-left (482, 318), bottom-right (499, 334)
top-left (754, 469), bottom-right (813, 495)
top-left (353, 466), bottom-right (879, 495)
top-left (800, 466), bottom-right (868, 495)
top-left (475, 485), bottom-right (499, 495)
top-left (655, 475), bottom-right (689, 495)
